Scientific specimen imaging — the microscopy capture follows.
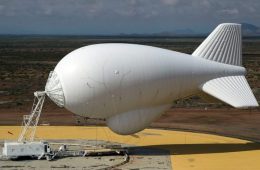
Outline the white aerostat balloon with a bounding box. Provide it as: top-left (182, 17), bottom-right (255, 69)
top-left (45, 23), bottom-right (258, 135)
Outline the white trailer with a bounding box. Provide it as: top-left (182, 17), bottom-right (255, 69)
top-left (2, 141), bottom-right (52, 160)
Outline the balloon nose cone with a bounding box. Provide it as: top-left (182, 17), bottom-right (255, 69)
top-left (45, 71), bottom-right (65, 107)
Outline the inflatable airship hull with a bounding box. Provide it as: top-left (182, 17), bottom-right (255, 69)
top-left (45, 23), bottom-right (258, 135)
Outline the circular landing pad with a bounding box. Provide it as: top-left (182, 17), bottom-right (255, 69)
top-left (0, 139), bottom-right (170, 170)
top-left (1, 126), bottom-right (260, 170)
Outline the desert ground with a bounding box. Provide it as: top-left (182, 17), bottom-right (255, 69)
top-left (0, 36), bottom-right (259, 141)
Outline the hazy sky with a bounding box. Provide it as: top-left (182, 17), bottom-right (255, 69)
top-left (0, 0), bottom-right (259, 35)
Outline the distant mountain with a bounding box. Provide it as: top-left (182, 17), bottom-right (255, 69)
top-left (152, 29), bottom-right (196, 36)
top-left (241, 23), bottom-right (260, 36)
top-left (117, 23), bottom-right (260, 37)
top-left (151, 23), bottom-right (260, 37)
top-left (118, 29), bottom-right (201, 37)
top-left (152, 23), bottom-right (260, 36)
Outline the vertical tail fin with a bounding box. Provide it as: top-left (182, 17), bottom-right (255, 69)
top-left (192, 23), bottom-right (242, 66)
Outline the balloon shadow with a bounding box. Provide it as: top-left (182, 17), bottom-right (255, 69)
top-left (127, 142), bottom-right (260, 156)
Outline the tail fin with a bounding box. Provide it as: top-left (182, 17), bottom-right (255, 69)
top-left (192, 23), bottom-right (242, 66)
top-left (196, 23), bottom-right (258, 108)
top-left (201, 76), bottom-right (258, 108)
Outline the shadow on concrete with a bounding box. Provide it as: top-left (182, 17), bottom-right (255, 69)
top-left (128, 142), bottom-right (260, 156)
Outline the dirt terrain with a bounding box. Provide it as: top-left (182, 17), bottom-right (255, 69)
top-left (0, 36), bottom-right (259, 141)
top-left (153, 108), bottom-right (260, 141)
top-left (1, 106), bottom-right (260, 141)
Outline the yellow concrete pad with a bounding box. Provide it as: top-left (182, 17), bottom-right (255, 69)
top-left (1, 126), bottom-right (260, 170)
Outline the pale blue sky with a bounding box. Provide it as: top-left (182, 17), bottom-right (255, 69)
top-left (0, 0), bottom-right (259, 35)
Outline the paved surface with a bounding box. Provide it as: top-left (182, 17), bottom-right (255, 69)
top-left (0, 137), bottom-right (171, 170)
top-left (1, 126), bottom-right (260, 170)
top-left (0, 156), bottom-right (126, 170)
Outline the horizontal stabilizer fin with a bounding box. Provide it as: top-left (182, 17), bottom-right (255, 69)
top-left (201, 76), bottom-right (258, 108)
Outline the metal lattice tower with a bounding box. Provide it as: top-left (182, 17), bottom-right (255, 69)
top-left (18, 91), bottom-right (46, 142)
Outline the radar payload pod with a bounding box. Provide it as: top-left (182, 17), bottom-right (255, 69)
top-left (45, 23), bottom-right (258, 135)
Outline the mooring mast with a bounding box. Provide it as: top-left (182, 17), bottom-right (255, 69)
top-left (18, 91), bottom-right (46, 142)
